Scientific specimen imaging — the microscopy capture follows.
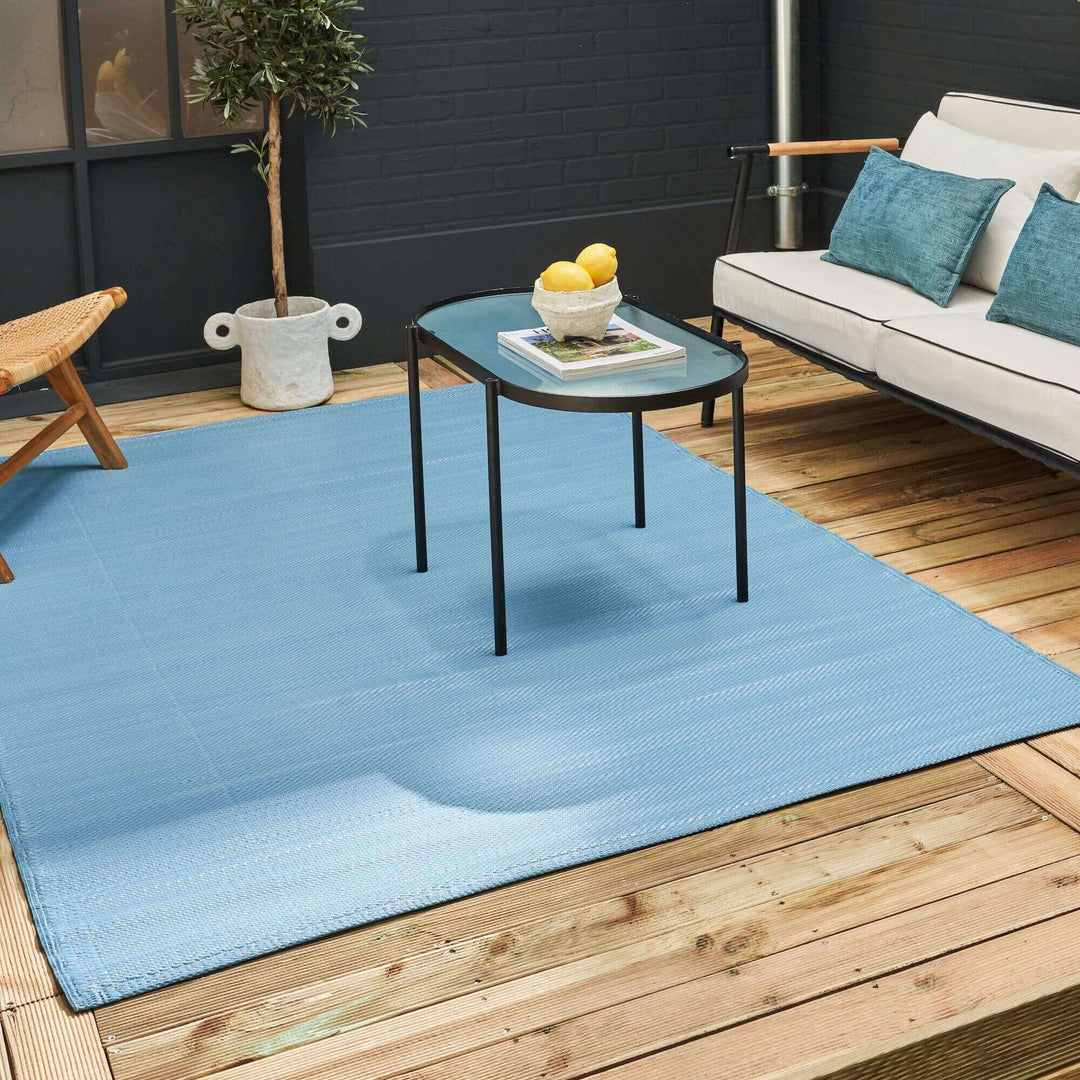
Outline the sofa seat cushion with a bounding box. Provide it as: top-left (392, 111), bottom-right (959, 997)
top-left (877, 313), bottom-right (1080, 463)
top-left (713, 250), bottom-right (993, 373)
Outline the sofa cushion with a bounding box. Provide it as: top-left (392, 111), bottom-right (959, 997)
top-left (877, 312), bottom-right (1080, 463)
top-left (902, 112), bottom-right (1080, 293)
top-left (938, 92), bottom-right (1080, 152)
top-left (713, 250), bottom-right (994, 373)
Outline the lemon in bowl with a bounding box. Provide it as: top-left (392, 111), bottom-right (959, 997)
top-left (576, 243), bottom-right (618, 287)
top-left (540, 261), bottom-right (595, 292)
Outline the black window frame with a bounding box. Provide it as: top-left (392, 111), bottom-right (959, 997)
top-left (0, 0), bottom-right (265, 376)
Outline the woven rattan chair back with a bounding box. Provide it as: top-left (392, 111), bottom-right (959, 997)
top-left (0, 287), bottom-right (128, 582)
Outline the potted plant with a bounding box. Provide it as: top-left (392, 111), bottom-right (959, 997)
top-left (177, 0), bottom-right (372, 410)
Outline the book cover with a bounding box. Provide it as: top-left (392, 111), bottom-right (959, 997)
top-left (498, 316), bottom-right (686, 379)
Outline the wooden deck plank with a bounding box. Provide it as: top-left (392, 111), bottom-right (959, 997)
top-left (910, 535), bottom-right (1080, 592)
top-left (120, 816), bottom-right (1080, 1080)
top-left (883, 512), bottom-right (1080, 574)
top-left (1030, 731), bottom-right (1080, 778)
top-left (977, 745), bottom-right (1080, 834)
top-left (0, 814), bottom-right (58, 1009)
top-left (0, 998), bottom-right (110, 1080)
top-left (105, 786), bottom-right (1048, 1080)
top-left (0, 364), bottom-right (418, 459)
top-left (860, 491), bottom-right (1080, 558)
top-left (771, 449), bottom-right (1049, 520)
top-left (585, 911), bottom-right (1080, 1080)
top-left (365, 846), bottom-right (1080, 1080)
top-left (981, 586), bottom-right (1080, 635)
top-left (944, 560), bottom-right (1080, 613)
top-left (1036, 1065), bottom-right (1080, 1080)
top-left (0, 1025), bottom-right (13, 1080)
top-left (1017, 615), bottom-right (1080, 656)
top-left (96, 760), bottom-right (991, 1043)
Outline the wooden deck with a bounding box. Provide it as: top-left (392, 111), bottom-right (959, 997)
top-left (4, 325), bottom-right (1080, 1079)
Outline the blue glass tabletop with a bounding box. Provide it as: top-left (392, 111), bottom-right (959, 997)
top-left (416, 291), bottom-right (746, 406)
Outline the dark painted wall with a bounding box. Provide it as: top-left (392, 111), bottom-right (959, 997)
top-left (306, 0), bottom-right (776, 367)
top-left (817, 0), bottom-right (1080, 229)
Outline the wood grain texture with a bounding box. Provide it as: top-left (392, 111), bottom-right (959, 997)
top-left (1031, 731), bottom-right (1080, 778)
top-left (592, 912), bottom-right (1080, 1080)
top-left (767, 137), bottom-right (900, 156)
top-left (0, 814), bottom-right (58, 1009)
top-left (0, 998), bottom-right (111, 1080)
top-left (0, 403), bottom-right (85, 487)
top-left (4, 329), bottom-right (1080, 1079)
top-left (0, 1022), bottom-right (13, 1080)
top-left (45, 359), bottom-right (127, 472)
top-left (977, 744), bottom-right (1080, 833)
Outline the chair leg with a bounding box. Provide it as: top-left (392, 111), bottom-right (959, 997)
top-left (45, 359), bottom-right (126, 470)
top-left (0, 551), bottom-right (12, 584)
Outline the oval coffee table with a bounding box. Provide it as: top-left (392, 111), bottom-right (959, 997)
top-left (407, 288), bottom-right (750, 655)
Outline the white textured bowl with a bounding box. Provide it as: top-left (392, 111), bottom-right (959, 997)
top-left (531, 276), bottom-right (622, 342)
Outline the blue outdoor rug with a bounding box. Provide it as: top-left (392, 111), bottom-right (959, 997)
top-left (2, 384), bottom-right (1079, 1009)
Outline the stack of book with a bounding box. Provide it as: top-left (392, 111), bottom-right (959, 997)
top-left (498, 316), bottom-right (685, 379)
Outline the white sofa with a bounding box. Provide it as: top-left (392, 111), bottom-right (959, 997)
top-left (711, 93), bottom-right (1080, 468)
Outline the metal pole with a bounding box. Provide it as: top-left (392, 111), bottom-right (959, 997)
top-left (772, 0), bottom-right (802, 250)
top-left (486, 379), bottom-right (507, 656)
top-left (632, 411), bottom-right (645, 528)
top-left (732, 387), bottom-right (749, 602)
top-left (406, 326), bottom-right (427, 573)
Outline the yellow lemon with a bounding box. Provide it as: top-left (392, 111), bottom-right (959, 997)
top-left (540, 261), bottom-right (594, 292)
top-left (575, 243), bottom-right (618, 287)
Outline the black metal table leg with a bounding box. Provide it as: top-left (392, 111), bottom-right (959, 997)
top-left (406, 325), bottom-right (428, 573)
top-left (732, 385), bottom-right (748, 602)
top-left (632, 410), bottom-right (645, 528)
top-left (486, 378), bottom-right (507, 655)
top-left (700, 310), bottom-right (726, 428)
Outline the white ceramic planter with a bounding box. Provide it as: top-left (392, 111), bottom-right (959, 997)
top-left (203, 296), bottom-right (362, 411)
top-left (531, 277), bottom-right (622, 342)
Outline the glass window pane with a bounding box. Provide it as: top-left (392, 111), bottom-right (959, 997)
top-left (80, 0), bottom-right (169, 145)
top-left (177, 23), bottom-right (261, 138)
top-left (0, 2), bottom-right (69, 154)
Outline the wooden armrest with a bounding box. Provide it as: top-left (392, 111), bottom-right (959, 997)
top-left (766, 138), bottom-right (900, 157)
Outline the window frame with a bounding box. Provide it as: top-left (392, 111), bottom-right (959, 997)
top-left (0, 0), bottom-right (265, 375)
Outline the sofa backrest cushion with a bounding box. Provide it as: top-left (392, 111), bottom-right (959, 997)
top-left (902, 111), bottom-right (1080, 293)
top-left (938, 93), bottom-right (1080, 151)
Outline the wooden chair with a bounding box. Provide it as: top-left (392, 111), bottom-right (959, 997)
top-left (0, 288), bottom-right (128, 582)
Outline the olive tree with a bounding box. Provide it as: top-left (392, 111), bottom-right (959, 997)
top-left (175, 0), bottom-right (372, 316)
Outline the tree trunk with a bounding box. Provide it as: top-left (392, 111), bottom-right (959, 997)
top-left (267, 93), bottom-right (288, 317)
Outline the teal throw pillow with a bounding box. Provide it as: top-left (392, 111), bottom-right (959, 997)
top-left (986, 184), bottom-right (1080, 346)
top-left (823, 147), bottom-right (1014, 307)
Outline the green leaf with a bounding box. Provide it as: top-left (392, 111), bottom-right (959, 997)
top-left (174, 0), bottom-right (372, 131)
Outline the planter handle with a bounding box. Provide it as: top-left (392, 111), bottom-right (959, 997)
top-left (203, 312), bottom-right (237, 351)
top-left (328, 303), bottom-right (363, 342)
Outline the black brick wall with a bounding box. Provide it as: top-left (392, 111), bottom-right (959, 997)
top-left (306, 0), bottom-right (771, 244)
top-left (818, 0), bottom-right (1080, 199)
top-left (304, 0), bottom-right (776, 363)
